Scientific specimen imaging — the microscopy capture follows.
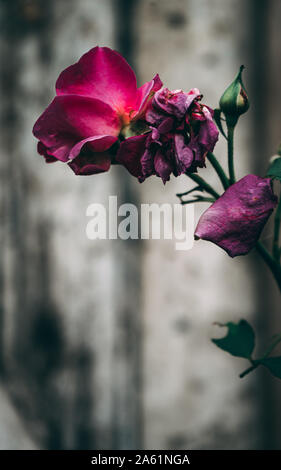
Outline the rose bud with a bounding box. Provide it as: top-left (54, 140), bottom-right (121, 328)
top-left (194, 174), bottom-right (277, 257)
top-left (219, 65), bottom-right (249, 127)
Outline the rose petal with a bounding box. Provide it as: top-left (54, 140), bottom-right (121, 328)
top-left (174, 134), bottom-right (195, 174)
top-left (141, 148), bottom-right (155, 179)
top-left (68, 151), bottom-right (111, 175)
top-left (37, 142), bottom-right (57, 163)
top-left (188, 137), bottom-right (206, 168)
top-left (195, 175), bottom-right (278, 257)
top-left (185, 88), bottom-right (202, 108)
top-left (69, 135), bottom-right (117, 160)
top-left (116, 134), bottom-right (147, 179)
top-left (56, 46), bottom-right (138, 116)
top-left (158, 117), bottom-right (174, 134)
top-left (134, 74), bottom-right (163, 118)
top-left (154, 150), bottom-right (172, 183)
top-left (152, 87), bottom-right (201, 120)
top-left (33, 95), bottom-right (120, 162)
top-left (198, 107), bottom-right (219, 152)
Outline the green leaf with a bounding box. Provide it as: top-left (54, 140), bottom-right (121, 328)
top-left (267, 156), bottom-right (281, 181)
top-left (212, 320), bottom-right (255, 359)
top-left (261, 356), bottom-right (281, 379)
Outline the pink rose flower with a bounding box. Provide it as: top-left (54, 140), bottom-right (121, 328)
top-left (116, 87), bottom-right (219, 183)
top-left (33, 46), bottom-right (162, 175)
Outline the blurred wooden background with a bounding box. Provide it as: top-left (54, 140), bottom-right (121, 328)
top-left (0, 0), bottom-right (280, 449)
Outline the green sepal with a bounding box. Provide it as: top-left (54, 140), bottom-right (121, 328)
top-left (213, 108), bottom-right (227, 139)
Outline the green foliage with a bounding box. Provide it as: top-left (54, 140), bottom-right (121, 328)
top-left (212, 320), bottom-right (281, 380)
top-left (267, 156), bottom-right (281, 181)
top-left (212, 320), bottom-right (255, 359)
top-left (261, 357), bottom-right (281, 379)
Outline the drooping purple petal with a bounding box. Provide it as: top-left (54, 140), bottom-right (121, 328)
top-left (140, 148), bottom-right (155, 179)
top-left (174, 134), bottom-right (195, 174)
top-left (195, 175), bottom-right (278, 257)
top-left (154, 150), bottom-right (173, 183)
top-left (116, 134), bottom-right (147, 180)
top-left (197, 106), bottom-right (219, 153)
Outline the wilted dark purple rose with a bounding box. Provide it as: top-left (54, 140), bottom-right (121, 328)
top-left (116, 87), bottom-right (219, 183)
top-left (33, 46), bottom-right (162, 175)
top-left (194, 174), bottom-right (278, 257)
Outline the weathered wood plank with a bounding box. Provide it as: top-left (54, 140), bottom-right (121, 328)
top-left (0, 0), bottom-right (142, 449)
top-left (136, 0), bottom-right (260, 450)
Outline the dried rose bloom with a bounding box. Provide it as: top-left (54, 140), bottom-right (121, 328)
top-left (116, 87), bottom-right (219, 183)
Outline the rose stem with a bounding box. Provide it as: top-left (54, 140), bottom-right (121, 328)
top-left (207, 152), bottom-right (230, 190)
top-left (273, 195), bottom-right (281, 262)
top-left (256, 241), bottom-right (281, 293)
top-left (187, 173), bottom-right (220, 199)
top-left (227, 125), bottom-right (235, 185)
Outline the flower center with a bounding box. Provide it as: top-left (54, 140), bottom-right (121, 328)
top-left (120, 120), bottom-right (150, 139)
